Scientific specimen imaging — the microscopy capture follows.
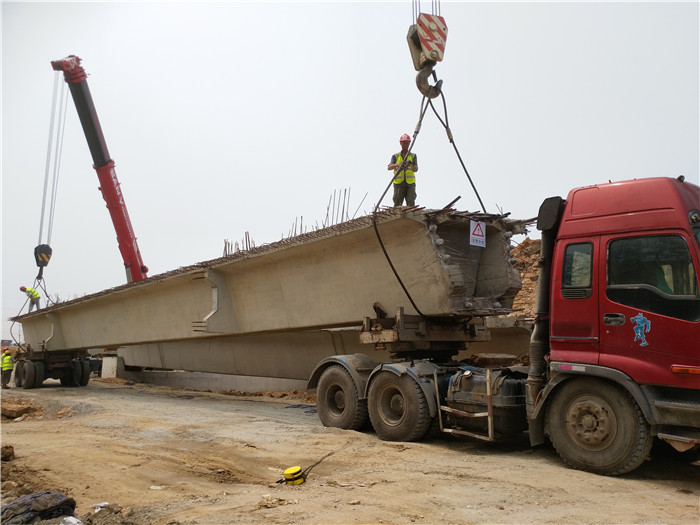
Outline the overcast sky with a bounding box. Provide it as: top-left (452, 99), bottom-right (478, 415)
top-left (2, 1), bottom-right (699, 342)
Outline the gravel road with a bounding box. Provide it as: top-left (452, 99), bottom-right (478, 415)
top-left (1, 378), bottom-right (698, 524)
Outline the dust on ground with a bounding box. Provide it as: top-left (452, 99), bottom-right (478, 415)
top-left (2, 379), bottom-right (698, 525)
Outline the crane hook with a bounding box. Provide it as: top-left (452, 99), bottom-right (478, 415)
top-left (416, 63), bottom-right (443, 99)
top-left (406, 13), bottom-right (448, 99)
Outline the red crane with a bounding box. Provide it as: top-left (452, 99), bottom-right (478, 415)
top-left (51, 55), bottom-right (148, 282)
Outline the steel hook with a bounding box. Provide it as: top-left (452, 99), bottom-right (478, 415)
top-left (416, 63), bottom-right (442, 99)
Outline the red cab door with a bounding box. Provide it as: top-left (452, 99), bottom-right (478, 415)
top-left (598, 232), bottom-right (700, 389)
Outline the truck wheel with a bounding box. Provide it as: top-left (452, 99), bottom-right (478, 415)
top-left (13, 361), bottom-right (24, 388)
top-left (316, 365), bottom-right (367, 430)
top-left (60, 367), bottom-right (74, 386)
top-left (33, 362), bottom-right (45, 388)
top-left (368, 372), bottom-right (431, 442)
top-left (546, 378), bottom-right (652, 475)
top-left (21, 361), bottom-right (36, 390)
top-left (69, 359), bottom-right (82, 386)
top-left (79, 358), bottom-right (91, 386)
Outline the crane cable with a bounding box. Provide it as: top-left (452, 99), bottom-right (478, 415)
top-left (412, 0), bottom-right (441, 23)
top-left (40, 72), bottom-right (68, 248)
top-left (372, 97), bottom-right (432, 317)
top-left (29, 72), bottom-right (68, 311)
top-left (372, 63), bottom-right (487, 318)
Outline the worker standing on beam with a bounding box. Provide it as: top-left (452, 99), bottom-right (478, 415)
top-left (20, 285), bottom-right (41, 312)
top-left (387, 134), bottom-right (419, 207)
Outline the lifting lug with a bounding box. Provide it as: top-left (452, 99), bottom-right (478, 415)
top-left (416, 63), bottom-right (443, 99)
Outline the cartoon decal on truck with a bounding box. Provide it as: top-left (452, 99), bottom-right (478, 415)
top-left (630, 312), bottom-right (651, 346)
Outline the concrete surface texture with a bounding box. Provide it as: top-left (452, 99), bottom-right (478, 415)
top-left (17, 209), bottom-right (522, 353)
top-left (15, 209), bottom-right (524, 387)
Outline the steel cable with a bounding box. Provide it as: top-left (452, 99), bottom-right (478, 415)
top-left (38, 73), bottom-right (60, 245)
top-left (47, 83), bottom-right (69, 244)
top-left (372, 96), bottom-right (432, 317)
top-left (372, 62), bottom-right (485, 320)
top-left (427, 80), bottom-right (486, 212)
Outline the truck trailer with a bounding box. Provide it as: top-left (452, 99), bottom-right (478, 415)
top-left (308, 176), bottom-right (700, 475)
top-left (13, 176), bottom-right (700, 475)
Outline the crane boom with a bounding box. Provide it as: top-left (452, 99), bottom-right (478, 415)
top-left (51, 55), bottom-right (148, 283)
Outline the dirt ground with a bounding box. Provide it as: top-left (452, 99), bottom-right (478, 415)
top-left (1, 378), bottom-right (698, 525)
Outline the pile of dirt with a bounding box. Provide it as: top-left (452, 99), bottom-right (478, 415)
top-left (221, 389), bottom-right (316, 404)
top-left (91, 377), bottom-right (132, 385)
top-left (1, 457), bottom-right (66, 505)
top-left (1, 397), bottom-right (43, 421)
top-left (510, 237), bottom-right (541, 318)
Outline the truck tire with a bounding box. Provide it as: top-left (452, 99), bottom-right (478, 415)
top-left (79, 358), bottom-right (90, 386)
top-left (316, 365), bottom-right (368, 430)
top-left (21, 361), bottom-right (36, 390)
top-left (68, 359), bottom-right (82, 386)
top-left (368, 372), bottom-right (431, 442)
top-left (13, 361), bottom-right (24, 388)
top-left (60, 366), bottom-right (74, 386)
top-left (33, 362), bottom-right (45, 388)
top-left (546, 378), bottom-right (652, 475)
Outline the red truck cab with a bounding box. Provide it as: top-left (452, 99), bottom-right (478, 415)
top-left (527, 176), bottom-right (700, 474)
top-left (549, 176), bottom-right (700, 387)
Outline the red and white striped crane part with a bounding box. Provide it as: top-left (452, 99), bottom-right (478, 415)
top-left (416, 13), bottom-right (448, 62)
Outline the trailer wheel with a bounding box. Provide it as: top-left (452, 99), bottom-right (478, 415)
top-left (79, 358), bottom-right (91, 386)
top-left (316, 365), bottom-right (368, 430)
top-left (368, 372), bottom-right (431, 442)
top-left (33, 362), bottom-right (45, 388)
top-left (13, 361), bottom-right (24, 388)
top-left (546, 378), bottom-right (652, 475)
top-left (68, 359), bottom-right (83, 386)
top-left (60, 367), bottom-right (74, 386)
top-left (21, 361), bottom-right (36, 390)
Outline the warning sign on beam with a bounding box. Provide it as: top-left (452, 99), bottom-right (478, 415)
top-left (470, 220), bottom-right (485, 247)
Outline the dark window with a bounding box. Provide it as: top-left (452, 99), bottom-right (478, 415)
top-left (561, 243), bottom-right (592, 299)
top-left (607, 235), bottom-right (700, 321)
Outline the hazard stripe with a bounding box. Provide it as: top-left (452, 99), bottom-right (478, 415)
top-left (416, 14), bottom-right (447, 57)
top-left (417, 14), bottom-right (447, 42)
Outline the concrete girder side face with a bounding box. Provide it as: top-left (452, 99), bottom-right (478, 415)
top-left (17, 211), bottom-right (521, 353)
top-left (34, 274), bottom-right (211, 350)
top-left (118, 330), bottom-right (390, 381)
top-left (209, 216), bottom-right (453, 334)
top-left (117, 325), bottom-right (532, 383)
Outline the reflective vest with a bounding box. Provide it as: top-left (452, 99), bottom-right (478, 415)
top-left (393, 153), bottom-right (416, 185)
top-left (1, 353), bottom-right (13, 371)
top-left (25, 287), bottom-right (40, 299)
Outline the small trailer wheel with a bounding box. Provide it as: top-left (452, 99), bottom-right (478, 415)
top-left (21, 361), bottom-right (36, 390)
top-left (13, 361), bottom-right (24, 388)
top-left (79, 358), bottom-right (91, 386)
top-left (33, 362), bottom-right (45, 388)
